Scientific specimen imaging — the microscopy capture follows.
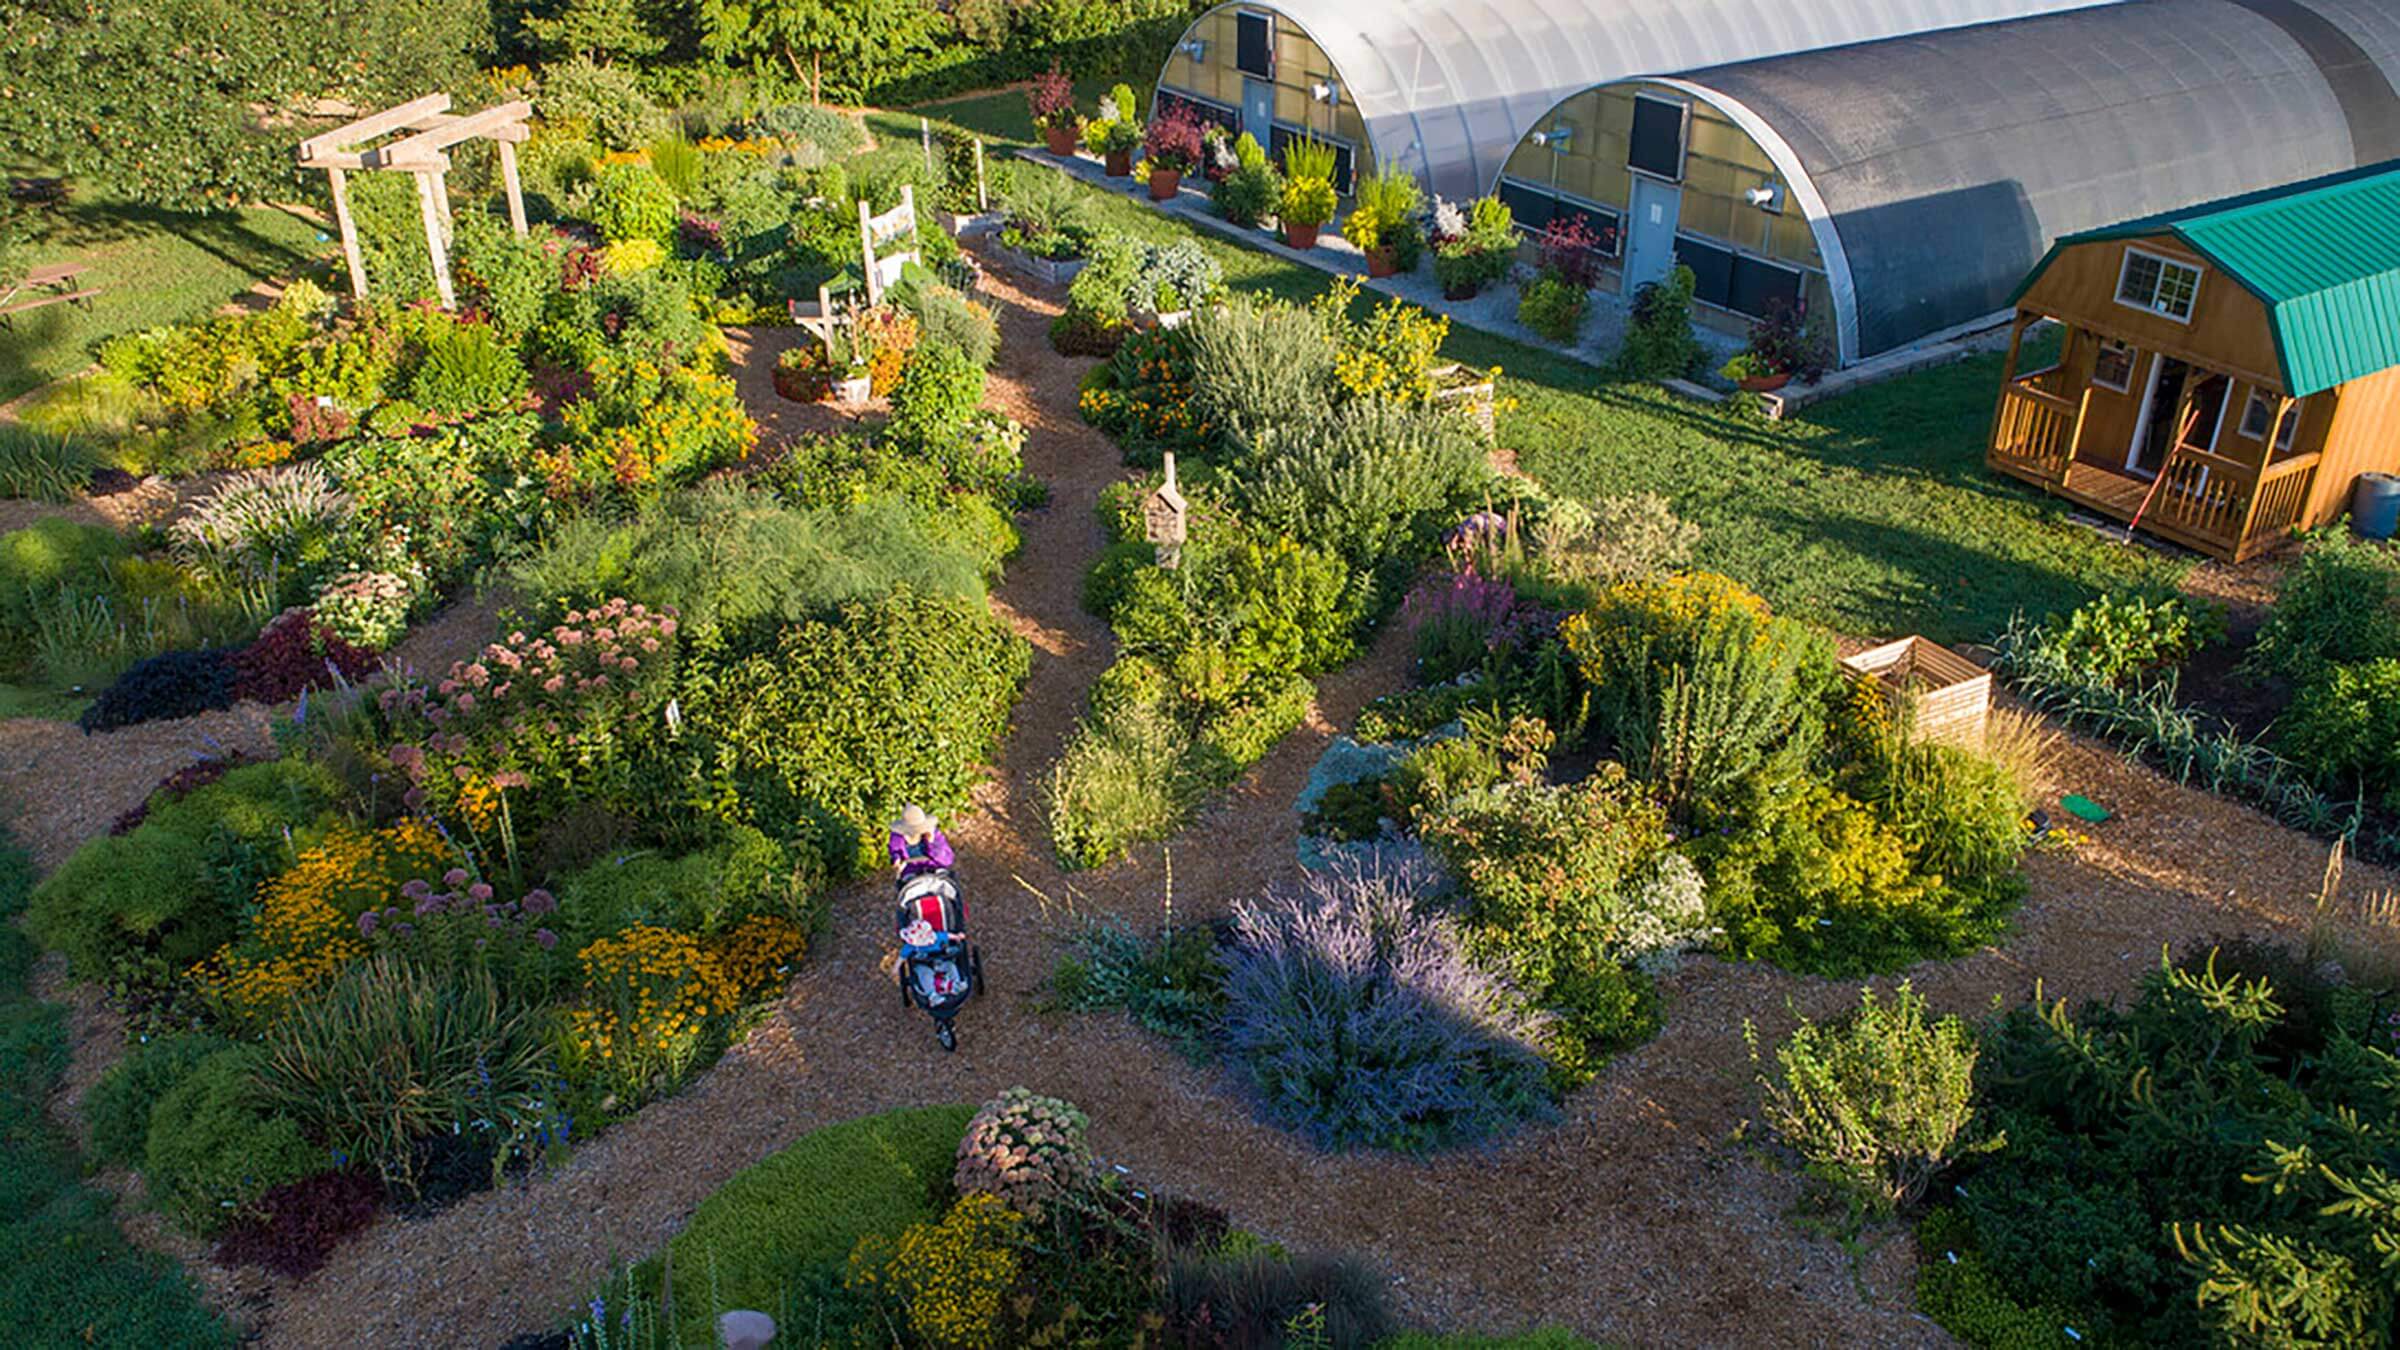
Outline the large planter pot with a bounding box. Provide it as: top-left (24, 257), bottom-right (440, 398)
top-left (1365, 246), bottom-right (1400, 278)
top-left (772, 363), bottom-right (829, 404)
top-left (1043, 124), bottom-right (1081, 157)
top-left (1442, 280), bottom-right (1483, 302)
top-left (1282, 221), bottom-right (1321, 250)
top-left (1737, 371), bottom-right (1793, 393)
top-left (1104, 149), bottom-right (1133, 178)
top-left (832, 375), bottom-right (873, 407)
top-left (1148, 168), bottom-right (1183, 201)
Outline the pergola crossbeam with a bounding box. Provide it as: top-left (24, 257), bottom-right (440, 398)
top-left (296, 93), bottom-right (533, 309)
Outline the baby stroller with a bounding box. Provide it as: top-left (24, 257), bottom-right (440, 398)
top-left (895, 868), bottom-right (983, 1051)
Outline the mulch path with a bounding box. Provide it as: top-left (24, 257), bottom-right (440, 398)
top-left (12, 256), bottom-right (2388, 1349)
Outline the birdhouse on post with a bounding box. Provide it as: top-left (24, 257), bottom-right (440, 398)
top-left (1144, 453), bottom-right (1189, 568)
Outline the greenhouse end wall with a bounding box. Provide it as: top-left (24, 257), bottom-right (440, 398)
top-left (1497, 82), bottom-right (1834, 344)
top-left (1154, 5), bottom-right (1376, 192)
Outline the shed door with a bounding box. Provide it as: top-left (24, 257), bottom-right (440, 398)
top-left (1243, 79), bottom-right (1276, 146)
top-left (1624, 177), bottom-right (1683, 294)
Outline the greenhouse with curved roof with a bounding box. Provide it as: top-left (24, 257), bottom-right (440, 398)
top-left (1147, 0), bottom-right (2115, 204)
top-left (1493, 0), bottom-right (2400, 365)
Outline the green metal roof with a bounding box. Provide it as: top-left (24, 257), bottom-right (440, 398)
top-left (2012, 159), bottom-right (2400, 397)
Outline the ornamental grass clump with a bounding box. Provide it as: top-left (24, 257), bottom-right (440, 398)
top-left (1220, 863), bottom-right (1555, 1151)
top-left (1748, 981), bottom-right (1977, 1214)
top-left (954, 1087), bottom-right (1099, 1219)
top-left (254, 953), bottom-right (556, 1194)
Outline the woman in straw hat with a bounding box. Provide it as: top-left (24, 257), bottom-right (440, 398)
top-left (888, 803), bottom-right (955, 880)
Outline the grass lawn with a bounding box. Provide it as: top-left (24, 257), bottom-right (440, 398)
top-left (904, 102), bottom-right (2189, 643)
top-left (1, 188), bottom-right (327, 404)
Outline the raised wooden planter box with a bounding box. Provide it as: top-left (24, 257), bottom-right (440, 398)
top-left (988, 243), bottom-right (1088, 287)
top-left (1431, 363), bottom-right (1498, 443)
top-left (1841, 636), bottom-right (1992, 747)
top-left (938, 209), bottom-right (1004, 237)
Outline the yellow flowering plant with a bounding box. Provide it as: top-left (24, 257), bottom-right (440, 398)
top-left (846, 1192), bottom-right (1024, 1349)
top-left (192, 818), bottom-right (452, 1024)
top-left (560, 925), bottom-right (740, 1106)
top-left (545, 356), bottom-right (755, 501)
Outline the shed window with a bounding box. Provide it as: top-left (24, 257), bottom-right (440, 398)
top-left (1497, 180), bottom-right (1621, 257)
top-left (1728, 255), bottom-right (1802, 320)
top-left (2238, 392), bottom-right (2302, 451)
top-left (1627, 95), bottom-right (1686, 181)
top-left (2092, 339), bottom-right (2136, 392)
top-left (2116, 248), bottom-right (2202, 322)
top-left (1236, 12), bottom-right (1273, 78)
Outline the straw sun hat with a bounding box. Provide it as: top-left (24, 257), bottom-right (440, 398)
top-left (893, 804), bottom-right (939, 839)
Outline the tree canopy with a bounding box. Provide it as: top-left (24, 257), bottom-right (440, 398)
top-left (0, 0), bottom-right (492, 208)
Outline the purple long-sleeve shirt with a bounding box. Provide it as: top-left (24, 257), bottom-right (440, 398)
top-left (889, 828), bottom-right (955, 873)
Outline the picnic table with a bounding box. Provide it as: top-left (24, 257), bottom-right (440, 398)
top-left (0, 261), bottom-right (100, 327)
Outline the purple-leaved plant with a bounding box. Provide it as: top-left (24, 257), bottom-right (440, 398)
top-left (1220, 863), bottom-right (1555, 1151)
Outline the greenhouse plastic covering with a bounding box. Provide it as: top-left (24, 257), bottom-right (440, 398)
top-left (1684, 0), bottom-right (2400, 360)
top-left (1218, 0), bottom-right (2121, 202)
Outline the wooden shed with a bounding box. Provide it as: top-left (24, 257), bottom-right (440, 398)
top-left (1988, 160), bottom-right (2400, 561)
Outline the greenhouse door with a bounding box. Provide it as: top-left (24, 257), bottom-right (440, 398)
top-left (1624, 177), bottom-right (1682, 293)
top-left (1243, 79), bottom-right (1276, 145)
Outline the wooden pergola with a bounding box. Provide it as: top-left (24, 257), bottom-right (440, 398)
top-left (297, 94), bottom-right (533, 309)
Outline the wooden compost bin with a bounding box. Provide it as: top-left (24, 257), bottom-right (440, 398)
top-left (1841, 636), bottom-right (1991, 747)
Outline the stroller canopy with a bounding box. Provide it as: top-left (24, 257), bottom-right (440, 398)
top-left (897, 871), bottom-right (965, 940)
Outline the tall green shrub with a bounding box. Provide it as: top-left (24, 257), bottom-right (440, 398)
top-left (142, 1046), bottom-right (321, 1236)
top-left (686, 588), bottom-right (1030, 870)
top-left (1749, 982), bottom-right (1978, 1214)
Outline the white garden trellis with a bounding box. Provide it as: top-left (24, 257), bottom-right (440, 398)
top-left (296, 94), bottom-right (533, 310)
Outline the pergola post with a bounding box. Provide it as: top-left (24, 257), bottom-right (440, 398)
top-left (495, 139), bottom-right (529, 237)
top-left (296, 94), bottom-right (532, 307)
top-left (414, 170), bottom-right (456, 309)
top-left (324, 167), bottom-right (370, 301)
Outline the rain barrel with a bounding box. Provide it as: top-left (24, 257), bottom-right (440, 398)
top-left (2355, 473), bottom-right (2400, 540)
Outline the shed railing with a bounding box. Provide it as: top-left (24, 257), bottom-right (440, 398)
top-left (1990, 369), bottom-right (2086, 483)
top-left (2143, 445), bottom-right (2321, 559)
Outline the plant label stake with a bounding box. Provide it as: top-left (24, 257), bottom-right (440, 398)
top-left (1146, 453), bottom-right (1189, 568)
top-left (922, 117), bottom-right (934, 173)
top-left (974, 139), bottom-right (989, 212)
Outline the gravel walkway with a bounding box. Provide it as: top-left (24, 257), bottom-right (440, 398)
top-left (15, 258), bottom-right (2387, 1348)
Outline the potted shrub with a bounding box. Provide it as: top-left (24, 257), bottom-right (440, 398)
top-left (1720, 352), bottom-right (1787, 393)
top-left (1141, 104), bottom-right (1204, 200)
top-left (1200, 125), bottom-right (1241, 184)
top-left (1738, 298), bottom-right (1828, 389)
top-left (772, 341), bottom-right (831, 402)
top-left (1085, 84), bottom-right (1142, 177)
top-left (1212, 134), bottom-right (1281, 228)
top-left (1028, 65), bottom-right (1083, 157)
top-left (1429, 194), bottom-right (1517, 300)
top-left (1343, 165), bottom-right (1424, 278)
top-left (1515, 214), bottom-right (1601, 341)
top-left (1277, 135), bottom-right (1340, 249)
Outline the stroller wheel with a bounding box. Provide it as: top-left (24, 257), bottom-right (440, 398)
top-left (970, 948), bottom-right (986, 997)
top-left (899, 970), bottom-right (910, 1008)
top-left (937, 1022), bottom-right (957, 1052)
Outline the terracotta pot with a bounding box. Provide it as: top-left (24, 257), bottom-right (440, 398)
top-left (1366, 246), bottom-right (1399, 278)
top-left (1737, 372), bottom-right (1792, 393)
top-left (1148, 168), bottom-right (1183, 201)
top-left (1043, 124), bottom-right (1080, 156)
top-left (1104, 149), bottom-right (1133, 178)
top-left (1282, 221), bottom-right (1320, 250)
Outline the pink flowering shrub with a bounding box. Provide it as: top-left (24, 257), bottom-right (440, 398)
top-left (1401, 569), bottom-right (1560, 684)
top-left (378, 597), bottom-right (680, 828)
